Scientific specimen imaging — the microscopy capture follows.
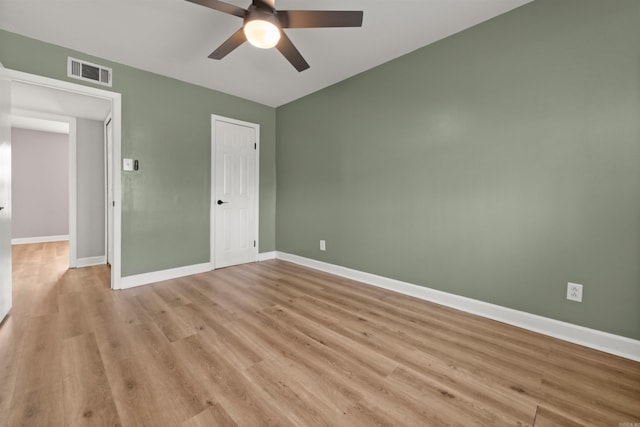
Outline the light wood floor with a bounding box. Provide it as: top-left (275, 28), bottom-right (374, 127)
top-left (1, 242), bottom-right (638, 426)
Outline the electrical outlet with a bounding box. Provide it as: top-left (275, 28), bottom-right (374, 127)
top-left (320, 240), bottom-right (326, 251)
top-left (567, 282), bottom-right (583, 302)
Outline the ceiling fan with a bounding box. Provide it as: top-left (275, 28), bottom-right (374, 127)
top-left (186, 0), bottom-right (363, 72)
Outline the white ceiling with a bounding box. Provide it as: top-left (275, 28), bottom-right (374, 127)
top-left (0, 0), bottom-right (531, 107)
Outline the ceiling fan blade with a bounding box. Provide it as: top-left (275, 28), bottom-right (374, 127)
top-left (185, 0), bottom-right (246, 18)
top-left (209, 28), bottom-right (247, 59)
top-left (278, 10), bottom-right (363, 28)
top-left (275, 32), bottom-right (310, 72)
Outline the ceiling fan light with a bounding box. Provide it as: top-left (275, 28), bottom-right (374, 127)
top-left (244, 19), bottom-right (281, 49)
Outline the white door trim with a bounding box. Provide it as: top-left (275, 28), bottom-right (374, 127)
top-left (210, 114), bottom-right (260, 269)
top-left (0, 61), bottom-right (11, 323)
top-left (69, 116), bottom-right (77, 268)
top-left (6, 68), bottom-right (123, 290)
top-left (104, 113), bottom-right (113, 266)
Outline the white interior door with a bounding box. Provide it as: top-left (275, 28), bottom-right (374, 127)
top-left (105, 117), bottom-right (113, 265)
top-left (212, 117), bottom-right (258, 269)
top-left (0, 63), bottom-right (12, 322)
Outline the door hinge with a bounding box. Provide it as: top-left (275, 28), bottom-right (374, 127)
top-left (253, 240), bottom-right (256, 247)
top-left (254, 143), bottom-right (257, 150)
top-left (112, 201), bottom-right (115, 207)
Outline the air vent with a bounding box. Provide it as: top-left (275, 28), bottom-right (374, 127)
top-left (67, 57), bottom-right (112, 87)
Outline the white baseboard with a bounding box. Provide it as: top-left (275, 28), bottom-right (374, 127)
top-left (119, 262), bottom-right (212, 290)
top-left (275, 251), bottom-right (640, 362)
top-left (12, 235), bottom-right (69, 245)
top-left (76, 256), bottom-right (106, 268)
top-left (258, 251), bottom-right (276, 261)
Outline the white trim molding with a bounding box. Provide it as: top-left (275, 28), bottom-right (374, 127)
top-left (12, 235), bottom-right (69, 245)
top-left (76, 256), bottom-right (106, 268)
top-left (69, 117), bottom-right (77, 267)
top-left (258, 251), bottom-right (276, 261)
top-left (276, 251), bottom-right (640, 362)
top-left (117, 251), bottom-right (275, 289)
top-left (119, 263), bottom-right (212, 290)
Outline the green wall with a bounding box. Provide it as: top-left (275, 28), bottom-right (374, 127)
top-left (0, 30), bottom-right (276, 276)
top-left (276, 0), bottom-right (640, 339)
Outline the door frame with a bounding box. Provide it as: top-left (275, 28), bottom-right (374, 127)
top-left (0, 61), bottom-right (11, 322)
top-left (104, 114), bottom-right (113, 266)
top-left (6, 68), bottom-right (123, 289)
top-left (210, 114), bottom-right (260, 269)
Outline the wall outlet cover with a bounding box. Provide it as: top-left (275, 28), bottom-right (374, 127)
top-left (320, 240), bottom-right (326, 251)
top-left (567, 282), bottom-right (583, 302)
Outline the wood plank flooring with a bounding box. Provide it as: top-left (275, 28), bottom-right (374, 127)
top-left (1, 241), bottom-right (639, 426)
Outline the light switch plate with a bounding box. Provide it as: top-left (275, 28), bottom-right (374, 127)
top-left (123, 158), bottom-right (133, 171)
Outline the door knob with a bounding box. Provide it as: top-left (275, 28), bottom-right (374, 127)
top-left (0, 207), bottom-right (4, 211)
top-left (217, 200), bottom-right (228, 205)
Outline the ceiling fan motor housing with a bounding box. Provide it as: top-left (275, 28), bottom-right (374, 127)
top-left (245, 3), bottom-right (280, 29)
top-left (255, 0), bottom-right (275, 8)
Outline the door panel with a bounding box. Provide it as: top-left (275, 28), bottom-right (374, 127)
top-left (0, 63), bottom-right (12, 322)
top-left (213, 119), bottom-right (257, 269)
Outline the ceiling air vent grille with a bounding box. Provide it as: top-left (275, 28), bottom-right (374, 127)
top-left (67, 57), bottom-right (112, 87)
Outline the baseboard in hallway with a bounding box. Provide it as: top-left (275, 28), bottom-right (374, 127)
top-left (11, 235), bottom-right (69, 245)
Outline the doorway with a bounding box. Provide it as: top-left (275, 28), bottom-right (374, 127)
top-left (4, 68), bottom-right (122, 290)
top-left (10, 117), bottom-right (70, 250)
top-left (210, 115), bottom-right (259, 269)
top-left (10, 112), bottom-right (75, 268)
